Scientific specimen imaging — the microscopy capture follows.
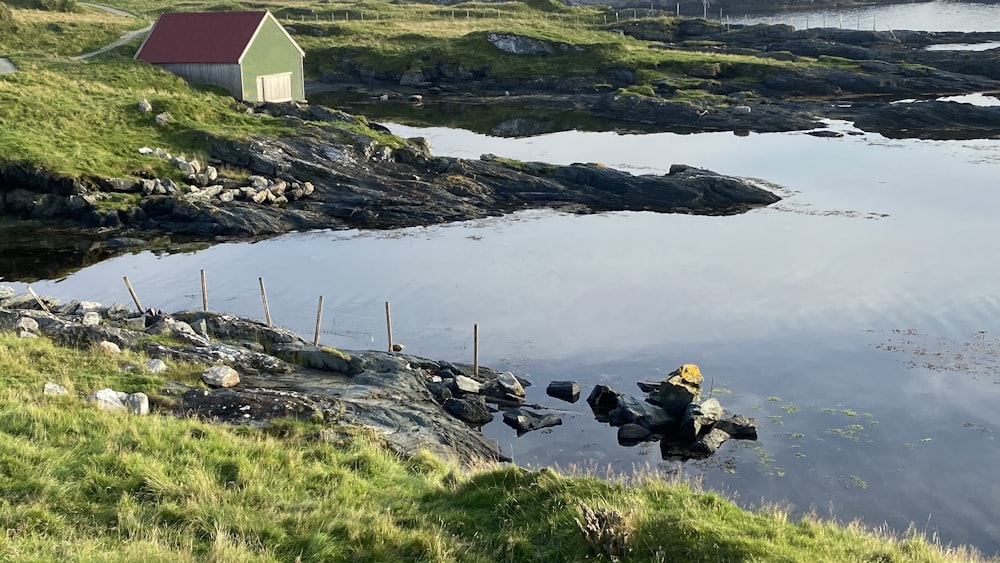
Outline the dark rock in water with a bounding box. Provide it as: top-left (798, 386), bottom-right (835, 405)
top-left (502, 408), bottom-right (562, 436)
top-left (443, 396), bottom-right (493, 426)
top-left (679, 397), bottom-right (724, 443)
top-left (658, 364), bottom-right (703, 417)
top-left (617, 423), bottom-right (652, 446)
top-left (586, 385), bottom-right (621, 420)
top-left (689, 427), bottom-right (733, 456)
top-left (614, 393), bottom-right (674, 432)
top-left (483, 371), bottom-right (525, 399)
top-left (635, 380), bottom-right (661, 393)
top-left (716, 414), bottom-right (758, 440)
top-left (546, 380), bottom-right (580, 403)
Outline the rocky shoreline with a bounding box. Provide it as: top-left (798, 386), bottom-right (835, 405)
top-left (315, 23), bottom-right (1000, 140)
top-left (1, 286), bottom-right (757, 465)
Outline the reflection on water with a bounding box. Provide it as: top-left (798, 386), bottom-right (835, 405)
top-left (7, 124), bottom-right (1000, 555)
top-left (926, 40), bottom-right (1000, 51)
top-left (737, 0), bottom-right (1000, 32)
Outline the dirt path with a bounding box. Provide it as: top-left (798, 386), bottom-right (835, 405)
top-left (71, 23), bottom-right (152, 60)
top-left (78, 2), bottom-right (138, 18)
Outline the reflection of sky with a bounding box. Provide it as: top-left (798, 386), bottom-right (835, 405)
top-left (736, 0), bottom-right (1000, 32)
top-left (7, 125), bottom-right (1000, 554)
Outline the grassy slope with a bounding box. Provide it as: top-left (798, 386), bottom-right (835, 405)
top-left (0, 331), bottom-right (989, 562)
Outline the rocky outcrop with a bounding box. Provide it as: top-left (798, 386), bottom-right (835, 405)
top-left (586, 363), bottom-right (757, 460)
top-left (0, 286), bottom-right (546, 464)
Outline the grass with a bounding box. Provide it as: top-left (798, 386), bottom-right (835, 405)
top-left (0, 330), bottom-right (994, 562)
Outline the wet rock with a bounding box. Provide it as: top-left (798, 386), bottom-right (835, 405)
top-left (443, 396), bottom-right (492, 426)
top-left (425, 380), bottom-right (453, 405)
top-left (679, 397), bottom-right (724, 443)
top-left (202, 365), bottom-right (240, 388)
top-left (612, 393), bottom-right (675, 431)
top-left (617, 423), bottom-right (652, 446)
top-left (502, 408), bottom-right (562, 436)
top-left (484, 371), bottom-right (525, 399)
top-left (658, 364), bottom-right (703, 417)
top-left (546, 380), bottom-right (580, 403)
top-left (716, 414), bottom-right (758, 440)
top-left (586, 384), bottom-right (621, 420)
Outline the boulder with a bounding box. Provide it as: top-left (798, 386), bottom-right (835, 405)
top-left (81, 311), bottom-right (101, 326)
top-left (679, 397), bottom-right (724, 443)
top-left (15, 316), bottom-right (38, 334)
top-left (202, 365), bottom-right (240, 388)
top-left (145, 358), bottom-right (168, 373)
top-left (658, 364), bottom-right (703, 417)
top-left (502, 408), bottom-right (562, 436)
top-left (453, 375), bottom-right (482, 395)
top-left (97, 341), bottom-right (121, 355)
top-left (443, 396), bottom-right (492, 426)
top-left (181, 387), bottom-right (327, 423)
top-left (138, 99), bottom-right (152, 113)
top-left (155, 112), bottom-right (171, 126)
top-left (617, 423), bottom-right (652, 446)
top-left (546, 380), bottom-right (580, 403)
top-left (715, 414), bottom-right (758, 440)
top-left (586, 384), bottom-right (621, 420)
top-left (88, 388), bottom-right (127, 411)
top-left (123, 392), bottom-right (150, 415)
top-left (105, 303), bottom-right (132, 320)
top-left (613, 393), bottom-right (675, 431)
top-left (483, 371), bottom-right (525, 399)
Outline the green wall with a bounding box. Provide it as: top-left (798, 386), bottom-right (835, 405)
top-left (240, 15), bottom-right (305, 102)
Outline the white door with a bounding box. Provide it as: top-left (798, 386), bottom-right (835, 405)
top-left (256, 72), bottom-right (293, 102)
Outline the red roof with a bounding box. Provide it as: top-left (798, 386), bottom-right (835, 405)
top-left (136, 11), bottom-right (273, 64)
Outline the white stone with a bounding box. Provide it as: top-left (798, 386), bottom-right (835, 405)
top-left (98, 341), bottom-right (121, 355)
top-left (145, 359), bottom-right (168, 374)
top-left (15, 316), bottom-right (38, 333)
top-left (202, 365), bottom-right (240, 388)
top-left (123, 393), bottom-right (150, 415)
top-left (81, 311), bottom-right (101, 326)
top-left (75, 301), bottom-right (102, 313)
top-left (88, 388), bottom-right (127, 411)
top-left (43, 382), bottom-right (68, 396)
top-left (454, 375), bottom-right (482, 394)
top-left (18, 330), bottom-right (37, 339)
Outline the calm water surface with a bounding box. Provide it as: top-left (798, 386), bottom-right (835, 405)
top-left (736, 0), bottom-right (1000, 31)
top-left (8, 119), bottom-right (1000, 554)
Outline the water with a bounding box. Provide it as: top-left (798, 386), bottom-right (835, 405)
top-left (7, 120), bottom-right (1000, 554)
top-left (735, 0), bottom-right (1000, 32)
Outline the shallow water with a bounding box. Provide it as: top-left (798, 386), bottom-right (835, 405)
top-left (7, 119), bottom-right (1000, 554)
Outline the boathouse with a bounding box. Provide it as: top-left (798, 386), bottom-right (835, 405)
top-left (135, 11), bottom-right (305, 103)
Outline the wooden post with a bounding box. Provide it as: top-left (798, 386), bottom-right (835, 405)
top-left (313, 296), bottom-right (324, 346)
top-left (200, 269), bottom-right (208, 311)
top-left (385, 301), bottom-right (393, 352)
top-left (26, 287), bottom-right (51, 314)
top-left (258, 277), bottom-right (272, 327)
top-left (123, 276), bottom-right (144, 313)
top-left (473, 323), bottom-right (479, 378)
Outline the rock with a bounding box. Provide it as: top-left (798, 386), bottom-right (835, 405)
top-left (43, 382), bottom-right (68, 396)
top-left (613, 393), bottom-right (674, 431)
top-left (425, 380), bottom-right (453, 405)
top-left (88, 388), bottom-right (127, 411)
top-left (716, 414), bottom-right (758, 440)
top-left (123, 392), bottom-right (150, 415)
top-left (546, 380), bottom-right (580, 403)
top-left (145, 358), bottom-right (168, 373)
top-left (138, 99), bottom-right (152, 113)
top-left (248, 175), bottom-right (269, 189)
top-left (202, 365), bottom-right (240, 388)
top-left (443, 396), bottom-right (492, 426)
top-left (15, 316), bottom-right (38, 333)
top-left (617, 423), bottom-right (652, 446)
top-left (586, 384), bottom-right (621, 420)
top-left (81, 311), bottom-right (101, 326)
top-left (502, 408), bottom-right (562, 436)
top-left (155, 112), bottom-right (171, 126)
top-left (688, 427), bottom-right (732, 456)
top-left (658, 364), bottom-right (703, 417)
top-left (391, 343), bottom-right (405, 352)
top-left (484, 371), bottom-right (525, 399)
top-left (453, 375), bottom-right (482, 395)
top-left (273, 344), bottom-right (354, 373)
top-left (679, 398), bottom-right (724, 443)
top-left (0, 285), bottom-right (14, 299)
top-left (105, 304), bottom-right (132, 321)
top-left (487, 32), bottom-right (555, 55)
top-left (97, 341), bottom-right (121, 355)
top-left (408, 94), bottom-right (423, 103)
top-left (74, 301), bottom-right (102, 314)
top-left (18, 330), bottom-right (37, 339)
top-left (181, 387), bottom-right (326, 424)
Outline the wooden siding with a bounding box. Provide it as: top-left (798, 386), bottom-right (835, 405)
top-left (239, 16), bottom-right (304, 102)
top-left (158, 63), bottom-right (242, 99)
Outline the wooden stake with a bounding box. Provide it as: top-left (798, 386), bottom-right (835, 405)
top-left (26, 286), bottom-right (51, 314)
top-left (385, 301), bottom-right (393, 352)
top-left (473, 323), bottom-right (479, 378)
top-left (200, 269), bottom-right (208, 312)
top-left (313, 296), bottom-right (324, 346)
top-left (259, 277), bottom-right (271, 326)
top-left (123, 276), bottom-right (144, 313)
